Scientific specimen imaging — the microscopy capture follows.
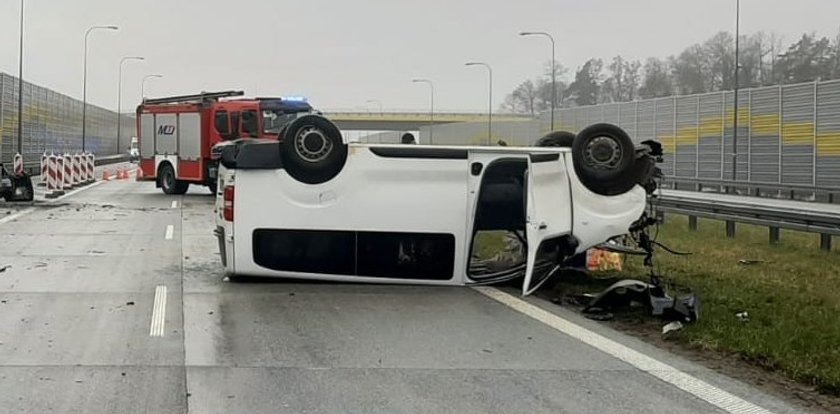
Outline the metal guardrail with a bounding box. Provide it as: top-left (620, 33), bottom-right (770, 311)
top-left (661, 176), bottom-right (840, 204)
top-left (655, 193), bottom-right (840, 251)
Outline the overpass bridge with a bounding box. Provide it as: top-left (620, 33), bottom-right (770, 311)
top-left (322, 111), bottom-right (533, 131)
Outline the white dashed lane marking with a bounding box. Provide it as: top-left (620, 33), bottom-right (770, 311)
top-left (149, 285), bottom-right (167, 337)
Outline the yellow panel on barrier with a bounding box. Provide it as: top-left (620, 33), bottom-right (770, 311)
top-left (782, 123), bottom-right (815, 145)
top-left (817, 132), bottom-right (840, 156)
top-left (750, 114), bottom-right (780, 135)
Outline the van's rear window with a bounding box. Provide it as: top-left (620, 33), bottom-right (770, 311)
top-left (252, 229), bottom-right (455, 280)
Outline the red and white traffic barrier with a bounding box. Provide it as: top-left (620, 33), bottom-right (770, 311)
top-left (87, 152), bottom-right (95, 183)
top-left (40, 152), bottom-right (48, 185)
top-left (71, 153), bottom-right (81, 187)
top-left (13, 153), bottom-right (23, 176)
top-left (63, 153), bottom-right (73, 189)
top-left (46, 154), bottom-right (65, 198)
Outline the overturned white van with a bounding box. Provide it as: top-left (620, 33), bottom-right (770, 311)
top-left (213, 116), bottom-right (662, 295)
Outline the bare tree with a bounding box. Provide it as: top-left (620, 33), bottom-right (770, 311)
top-left (602, 56), bottom-right (641, 103)
top-left (501, 80), bottom-right (540, 115)
top-left (776, 33), bottom-right (833, 83)
top-left (638, 57), bottom-right (673, 99)
top-left (830, 26), bottom-right (840, 79)
top-left (671, 45), bottom-right (709, 94)
top-left (566, 58), bottom-right (603, 106)
top-left (703, 31), bottom-right (736, 91)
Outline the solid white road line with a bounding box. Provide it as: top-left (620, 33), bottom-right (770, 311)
top-left (149, 285), bottom-right (167, 337)
top-left (171, 200), bottom-right (178, 209)
top-left (473, 287), bottom-right (773, 414)
top-left (165, 225), bottom-right (174, 240)
top-left (0, 208), bottom-right (35, 226)
top-left (48, 178), bottom-right (107, 202)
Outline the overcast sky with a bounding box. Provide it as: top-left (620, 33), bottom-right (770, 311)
top-left (1, 0), bottom-right (838, 113)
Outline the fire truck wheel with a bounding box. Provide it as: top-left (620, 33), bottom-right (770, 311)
top-left (571, 123), bottom-right (637, 196)
top-left (159, 163), bottom-right (189, 195)
top-left (280, 115), bottom-right (347, 184)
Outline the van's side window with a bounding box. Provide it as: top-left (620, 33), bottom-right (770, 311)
top-left (252, 230), bottom-right (455, 280)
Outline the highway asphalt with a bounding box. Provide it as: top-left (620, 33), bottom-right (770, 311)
top-left (0, 173), bottom-right (812, 413)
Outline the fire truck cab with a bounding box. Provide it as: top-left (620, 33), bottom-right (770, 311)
top-left (136, 90), bottom-right (314, 194)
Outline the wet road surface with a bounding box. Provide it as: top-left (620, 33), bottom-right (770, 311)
top-left (0, 174), bottom-right (810, 413)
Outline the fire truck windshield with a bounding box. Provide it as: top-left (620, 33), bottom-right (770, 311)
top-left (262, 110), bottom-right (298, 135)
top-left (259, 99), bottom-right (313, 135)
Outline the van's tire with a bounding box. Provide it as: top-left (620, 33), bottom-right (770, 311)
top-left (159, 163), bottom-right (189, 195)
top-left (536, 131), bottom-right (575, 147)
top-left (401, 132), bottom-right (416, 144)
top-left (571, 123), bottom-right (637, 196)
top-left (280, 115), bottom-right (347, 184)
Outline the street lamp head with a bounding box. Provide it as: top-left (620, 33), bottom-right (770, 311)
top-left (519, 31), bottom-right (533, 36)
top-left (105, 25), bottom-right (119, 30)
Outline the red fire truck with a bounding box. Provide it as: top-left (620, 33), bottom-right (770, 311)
top-left (135, 90), bottom-right (316, 194)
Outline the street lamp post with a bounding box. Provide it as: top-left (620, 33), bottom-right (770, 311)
top-left (466, 62), bottom-right (493, 145)
top-left (520, 31), bottom-right (556, 131)
top-left (82, 25), bottom-right (119, 153)
top-left (118, 56), bottom-right (144, 153)
top-left (141, 74), bottom-right (163, 100)
top-left (16, 0), bottom-right (24, 157)
top-left (366, 99), bottom-right (383, 115)
top-left (412, 79), bottom-right (434, 144)
top-left (732, 0), bottom-right (741, 183)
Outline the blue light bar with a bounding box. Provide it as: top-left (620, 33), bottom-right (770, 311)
top-left (282, 96), bottom-right (308, 102)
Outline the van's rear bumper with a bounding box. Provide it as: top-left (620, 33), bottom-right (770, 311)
top-left (214, 226), bottom-right (227, 267)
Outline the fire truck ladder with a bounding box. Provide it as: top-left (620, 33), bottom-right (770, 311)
top-left (142, 90), bottom-right (244, 105)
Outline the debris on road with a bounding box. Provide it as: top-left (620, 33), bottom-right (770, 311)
top-left (0, 265), bottom-right (9, 273)
top-left (584, 311), bottom-right (615, 321)
top-left (126, 301), bottom-right (135, 306)
top-left (583, 279), bottom-right (699, 323)
top-left (738, 259), bottom-right (764, 265)
top-left (662, 321), bottom-right (684, 337)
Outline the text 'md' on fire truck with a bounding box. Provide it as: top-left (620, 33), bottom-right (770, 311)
top-left (135, 90), bottom-right (314, 194)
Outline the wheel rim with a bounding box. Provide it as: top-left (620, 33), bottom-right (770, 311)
top-left (294, 126), bottom-right (333, 163)
top-left (584, 136), bottom-right (622, 169)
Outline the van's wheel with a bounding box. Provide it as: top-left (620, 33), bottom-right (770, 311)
top-left (571, 123), bottom-right (637, 196)
top-left (280, 115), bottom-right (347, 184)
top-left (536, 131), bottom-right (575, 147)
top-left (160, 164), bottom-right (189, 195)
